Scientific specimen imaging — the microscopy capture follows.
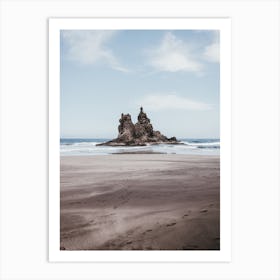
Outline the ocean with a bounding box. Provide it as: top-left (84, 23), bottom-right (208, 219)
top-left (60, 138), bottom-right (220, 156)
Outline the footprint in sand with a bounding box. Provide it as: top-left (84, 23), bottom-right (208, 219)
top-left (166, 222), bottom-right (176, 227)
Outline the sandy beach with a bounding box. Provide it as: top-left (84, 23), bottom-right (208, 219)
top-left (60, 154), bottom-right (220, 250)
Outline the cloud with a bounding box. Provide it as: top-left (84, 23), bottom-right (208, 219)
top-left (61, 30), bottom-right (129, 72)
top-left (139, 94), bottom-right (212, 111)
top-left (146, 32), bottom-right (203, 73)
top-left (203, 31), bottom-right (220, 63)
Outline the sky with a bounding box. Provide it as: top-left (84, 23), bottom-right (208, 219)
top-left (60, 30), bottom-right (220, 139)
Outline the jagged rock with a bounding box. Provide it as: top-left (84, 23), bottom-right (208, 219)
top-left (135, 107), bottom-right (154, 139)
top-left (97, 107), bottom-right (180, 146)
top-left (117, 113), bottom-right (135, 143)
top-left (152, 131), bottom-right (168, 142)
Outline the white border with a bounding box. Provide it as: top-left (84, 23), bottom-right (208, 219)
top-left (49, 18), bottom-right (231, 262)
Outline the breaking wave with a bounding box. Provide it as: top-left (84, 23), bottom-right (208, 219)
top-left (60, 138), bottom-right (220, 156)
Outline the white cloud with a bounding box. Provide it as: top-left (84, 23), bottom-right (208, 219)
top-left (203, 31), bottom-right (220, 63)
top-left (146, 32), bottom-right (203, 73)
top-left (139, 94), bottom-right (212, 111)
top-left (62, 30), bottom-right (129, 72)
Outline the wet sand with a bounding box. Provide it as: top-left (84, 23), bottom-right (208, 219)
top-left (60, 154), bottom-right (220, 250)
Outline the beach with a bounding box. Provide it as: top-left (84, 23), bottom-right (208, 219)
top-left (60, 154), bottom-right (220, 250)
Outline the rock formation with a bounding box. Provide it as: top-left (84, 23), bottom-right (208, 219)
top-left (98, 107), bottom-right (180, 146)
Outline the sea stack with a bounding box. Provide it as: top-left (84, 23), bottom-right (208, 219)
top-left (98, 107), bottom-right (180, 146)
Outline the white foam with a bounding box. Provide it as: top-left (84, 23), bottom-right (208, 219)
top-left (182, 141), bottom-right (220, 147)
top-left (60, 140), bottom-right (220, 156)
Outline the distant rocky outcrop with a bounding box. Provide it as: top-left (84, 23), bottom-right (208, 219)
top-left (98, 107), bottom-right (180, 146)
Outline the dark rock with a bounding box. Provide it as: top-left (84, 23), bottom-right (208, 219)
top-left (117, 113), bottom-right (135, 143)
top-left (168, 136), bottom-right (177, 142)
top-left (97, 107), bottom-right (181, 146)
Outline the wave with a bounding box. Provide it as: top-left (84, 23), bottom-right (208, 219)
top-left (196, 145), bottom-right (220, 149)
top-left (181, 141), bottom-right (220, 148)
top-left (70, 142), bottom-right (100, 147)
top-left (60, 138), bottom-right (220, 156)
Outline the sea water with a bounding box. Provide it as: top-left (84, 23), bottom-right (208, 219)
top-left (60, 138), bottom-right (220, 156)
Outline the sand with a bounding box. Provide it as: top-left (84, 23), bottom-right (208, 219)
top-left (60, 154), bottom-right (220, 250)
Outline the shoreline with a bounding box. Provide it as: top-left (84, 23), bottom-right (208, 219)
top-left (60, 152), bottom-right (220, 156)
top-left (60, 154), bottom-right (220, 250)
top-left (60, 151), bottom-right (220, 157)
top-left (60, 138), bottom-right (220, 157)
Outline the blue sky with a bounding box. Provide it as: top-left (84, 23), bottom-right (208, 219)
top-left (60, 30), bottom-right (220, 139)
